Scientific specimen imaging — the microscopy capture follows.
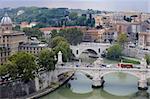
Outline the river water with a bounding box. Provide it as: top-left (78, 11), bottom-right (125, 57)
top-left (41, 53), bottom-right (150, 99)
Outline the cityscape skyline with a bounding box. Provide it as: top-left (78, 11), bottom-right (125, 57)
top-left (0, 0), bottom-right (149, 13)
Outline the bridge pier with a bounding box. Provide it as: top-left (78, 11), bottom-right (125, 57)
top-left (92, 76), bottom-right (105, 88)
top-left (138, 79), bottom-right (148, 90)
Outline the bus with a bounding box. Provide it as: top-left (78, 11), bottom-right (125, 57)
top-left (118, 63), bottom-right (133, 68)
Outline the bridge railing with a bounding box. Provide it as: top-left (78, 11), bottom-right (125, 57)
top-left (56, 65), bottom-right (149, 72)
top-left (73, 42), bottom-right (111, 47)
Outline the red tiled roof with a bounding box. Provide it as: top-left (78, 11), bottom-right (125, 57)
top-left (40, 26), bottom-right (85, 32)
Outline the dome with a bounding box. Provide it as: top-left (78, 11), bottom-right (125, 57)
top-left (1, 13), bottom-right (12, 25)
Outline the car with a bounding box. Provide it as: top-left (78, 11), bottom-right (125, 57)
top-left (106, 64), bottom-right (112, 68)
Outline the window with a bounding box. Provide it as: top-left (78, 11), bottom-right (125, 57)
top-left (98, 48), bottom-right (100, 53)
top-left (76, 50), bottom-right (78, 54)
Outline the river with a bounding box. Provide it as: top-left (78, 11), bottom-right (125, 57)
top-left (41, 53), bottom-right (150, 99)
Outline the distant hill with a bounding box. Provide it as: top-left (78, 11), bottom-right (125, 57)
top-left (0, 7), bottom-right (100, 27)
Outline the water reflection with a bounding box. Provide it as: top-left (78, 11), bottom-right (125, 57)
top-left (41, 72), bottom-right (150, 99)
top-left (41, 52), bottom-right (150, 99)
top-left (68, 72), bottom-right (93, 94)
top-left (104, 73), bottom-right (138, 96)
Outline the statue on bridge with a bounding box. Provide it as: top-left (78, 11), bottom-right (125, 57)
top-left (93, 57), bottom-right (104, 67)
top-left (140, 58), bottom-right (147, 69)
top-left (57, 51), bottom-right (63, 64)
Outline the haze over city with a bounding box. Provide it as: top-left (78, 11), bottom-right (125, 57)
top-left (0, 0), bottom-right (149, 12)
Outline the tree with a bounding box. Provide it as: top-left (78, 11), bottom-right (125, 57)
top-left (51, 30), bottom-right (59, 38)
top-left (0, 64), bottom-right (7, 77)
top-left (53, 41), bottom-right (72, 62)
top-left (23, 27), bottom-right (43, 38)
top-left (51, 36), bottom-right (68, 48)
top-left (145, 54), bottom-right (150, 65)
top-left (106, 44), bottom-right (123, 60)
top-left (7, 52), bottom-right (37, 83)
top-left (58, 28), bottom-right (83, 45)
top-left (38, 49), bottom-right (56, 71)
top-left (51, 36), bottom-right (73, 62)
top-left (117, 33), bottom-right (128, 47)
top-left (68, 12), bottom-right (78, 20)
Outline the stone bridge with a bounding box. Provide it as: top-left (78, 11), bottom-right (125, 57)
top-left (70, 42), bottom-right (111, 58)
top-left (56, 63), bottom-right (150, 90)
top-left (55, 51), bottom-right (150, 90)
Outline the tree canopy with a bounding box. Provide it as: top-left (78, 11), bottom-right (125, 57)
top-left (51, 28), bottom-right (83, 45)
top-left (6, 52), bottom-right (37, 83)
top-left (117, 33), bottom-right (128, 47)
top-left (145, 54), bottom-right (150, 65)
top-left (51, 36), bottom-right (73, 62)
top-left (106, 44), bottom-right (123, 60)
top-left (51, 36), bottom-right (68, 48)
top-left (38, 49), bottom-right (56, 71)
top-left (23, 27), bottom-right (43, 38)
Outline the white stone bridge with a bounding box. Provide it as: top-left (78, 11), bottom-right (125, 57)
top-left (70, 42), bottom-right (111, 58)
top-left (55, 62), bottom-right (150, 90)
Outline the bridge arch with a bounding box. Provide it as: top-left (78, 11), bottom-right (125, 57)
top-left (70, 43), bottom-right (110, 58)
top-left (100, 71), bottom-right (141, 79)
top-left (74, 47), bottom-right (101, 58)
top-left (57, 69), bottom-right (94, 78)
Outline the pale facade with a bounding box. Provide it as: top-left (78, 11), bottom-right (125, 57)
top-left (0, 14), bottom-right (27, 64)
top-left (138, 32), bottom-right (150, 48)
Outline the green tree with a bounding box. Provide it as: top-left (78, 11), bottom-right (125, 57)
top-left (145, 54), bottom-right (150, 65)
top-left (117, 33), bottom-right (128, 47)
top-left (0, 64), bottom-right (7, 77)
top-left (13, 25), bottom-right (21, 31)
top-left (53, 41), bottom-right (72, 62)
top-left (51, 30), bottom-right (59, 38)
top-left (69, 12), bottom-right (78, 20)
top-left (7, 52), bottom-right (37, 83)
top-left (38, 49), bottom-right (56, 71)
top-left (106, 44), bottom-right (123, 60)
top-left (23, 27), bottom-right (43, 38)
top-left (51, 36), bottom-right (68, 48)
top-left (59, 28), bottom-right (83, 45)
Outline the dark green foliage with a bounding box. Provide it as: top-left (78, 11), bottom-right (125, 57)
top-left (51, 36), bottom-right (68, 48)
top-left (106, 44), bottom-right (123, 60)
top-left (0, 7), bottom-right (95, 27)
top-left (23, 27), bottom-right (43, 38)
top-left (6, 52), bottom-right (37, 83)
top-left (38, 49), bottom-right (56, 71)
top-left (51, 28), bottom-right (83, 45)
top-left (145, 54), bottom-right (150, 65)
top-left (122, 58), bottom-right (140, 64)
top-left (51, 36), bottom-right (73, 62)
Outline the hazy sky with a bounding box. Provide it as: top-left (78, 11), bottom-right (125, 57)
top-left (0, 0), bottom-right (149, 12)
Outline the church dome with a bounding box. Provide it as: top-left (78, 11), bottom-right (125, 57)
top-left (1, 13), bottom-right (12, 25)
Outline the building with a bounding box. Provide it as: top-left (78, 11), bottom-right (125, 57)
top-left (40, 26), bottom-right (86, 38)
top-left (0, 13), bottom-right (27, 64)
top-left (40, 27), bottom-right (61, 38)
top-left (19, 37), bottom-right (48, 55)
top-left (83, 27), bottom-right (116, 43)
top-left (0, 46), bottom-right (10, 64)
top-left (83, 29), bottom-right (101, 42)
top-left (0, 14), bottom-right (47, 64)
top-left (19, 42), bottom-right (48, 55)
top-left (138, 32), bottom-right (150, 48)
top-left (20, 22), bottom-right (37, 29)
top-left (94, 15), bottom-right (111, 27)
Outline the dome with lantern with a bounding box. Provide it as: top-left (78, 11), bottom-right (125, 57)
top-left (1, 13), bottom-right (12, 25)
